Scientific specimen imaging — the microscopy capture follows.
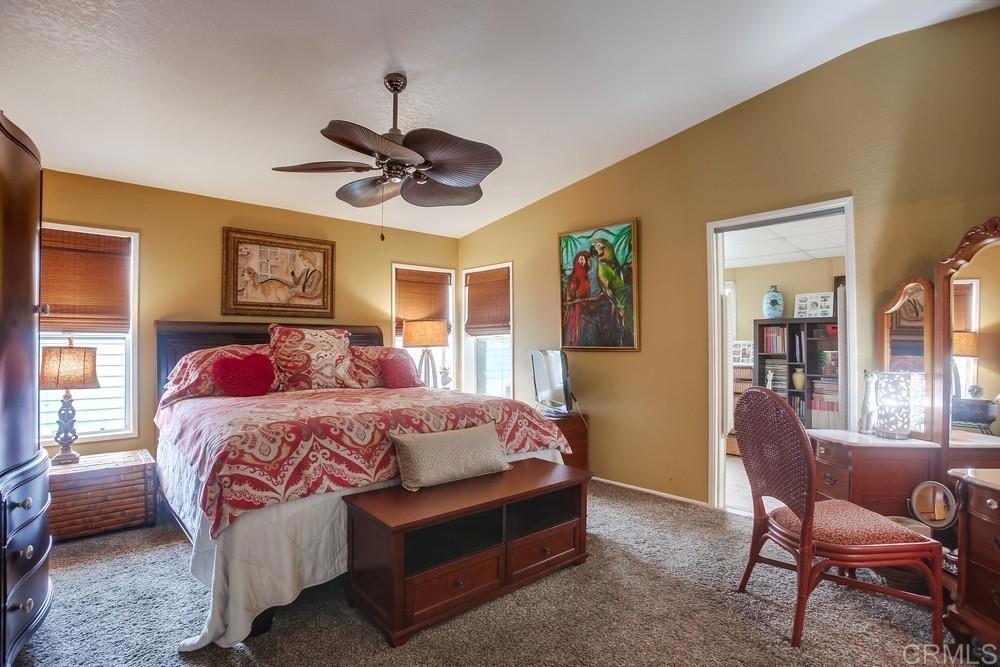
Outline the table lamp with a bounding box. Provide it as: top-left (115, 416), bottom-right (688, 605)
top-left (952, 330), bottom-right (980, 397)
top-left (39, 339), bottom-right (100, 465)
top-left (402, 319), bottom-right (448, 388)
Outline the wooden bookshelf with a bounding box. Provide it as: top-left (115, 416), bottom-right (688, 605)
top-left (752, 317), bottom-right (843, 429)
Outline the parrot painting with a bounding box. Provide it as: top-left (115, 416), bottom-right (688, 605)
top-left (590, 238), bottom-right (631, 339)
top-left (562, 250), bottom-right (591, 346)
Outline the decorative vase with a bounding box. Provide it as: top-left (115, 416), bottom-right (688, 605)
top-left (763, 285), bottom-right (784, 319)
top-left (792, 368), bottom-right (806, 391)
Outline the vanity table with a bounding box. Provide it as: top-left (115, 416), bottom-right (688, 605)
top-left (946, 468), bottom-right (1000, 645)
top-left (809, 430), bottom-right (939, 516)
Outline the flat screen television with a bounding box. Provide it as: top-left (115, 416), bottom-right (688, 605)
top-left (531, 349), bottom-right (573, 417)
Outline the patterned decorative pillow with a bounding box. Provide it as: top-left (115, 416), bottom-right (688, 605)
top-left (349, 345), bottom-right (386, 388)
top-left (211, 353), bottom-right (275, 397)
top-left (379, 348), bottom-right (424, 389)
top-left (268, 324), bottom-right (358, 391)
top-left (160, 343), bottom-right (277, 407)
top-left (391, 423), bottom-right (511, 491)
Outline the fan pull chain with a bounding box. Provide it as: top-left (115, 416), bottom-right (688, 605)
top-left (379, 183), bottom-right (385, 242)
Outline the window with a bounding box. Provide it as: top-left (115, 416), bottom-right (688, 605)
top-left (462, 264), bottom-right (512, 397)
top-left (391, 264), bottom-right (456, 387)
top-left (39, 224), bottom-right (138, 442)
top-left (953, 279), bottom-right (979, 398)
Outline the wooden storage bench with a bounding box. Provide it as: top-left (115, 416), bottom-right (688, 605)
top-left (48, 450), bottom-right (157, 541)
top-left (345, 458), bottom-right (591, 646)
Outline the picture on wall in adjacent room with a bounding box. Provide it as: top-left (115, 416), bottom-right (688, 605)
top-left (793, 291), bottom-right (834, 318)
top-left (732, 340), bottom-right (754, 366)
top-left (222, 227), bottom-right (335, 318)
top-left (559, 219), bottom-right (638, 350)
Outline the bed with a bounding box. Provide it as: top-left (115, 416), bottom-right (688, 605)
top-left (152, 321), bottom-right (568, 651)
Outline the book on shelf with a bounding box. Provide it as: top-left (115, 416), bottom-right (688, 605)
top-left (809, 377), bottom-right (844, 428)
top-left (763, 358), bottom-right (788, 393)
top-left (760, 326), bottom-right (786, 354)
top-left (818, 350), bottom-right (839, 377)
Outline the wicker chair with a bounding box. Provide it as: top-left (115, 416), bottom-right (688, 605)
top-left (734, 387), bottom-right (943, 647)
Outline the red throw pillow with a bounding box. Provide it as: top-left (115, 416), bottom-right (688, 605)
top-left (211, 353), bottom-right (276, 397)
top-left (379, 349), bottom-right (424, 389)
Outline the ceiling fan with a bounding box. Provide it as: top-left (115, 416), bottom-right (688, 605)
top-left (274, 72), bottom-right (502, 208)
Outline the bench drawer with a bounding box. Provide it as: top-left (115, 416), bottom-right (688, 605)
top-left (507, 520), bottom-right (580, 582)
top-left (405, 547), bottom-right (503, 625)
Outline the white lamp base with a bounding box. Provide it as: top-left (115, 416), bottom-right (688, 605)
top-left (417, 348), bottom-right (439, 388)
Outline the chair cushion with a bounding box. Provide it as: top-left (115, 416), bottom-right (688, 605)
top-left (770, 500), bottom-right (930, 546)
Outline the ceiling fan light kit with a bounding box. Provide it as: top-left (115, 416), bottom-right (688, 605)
top-left (274, 72), bottom-right (502, 209)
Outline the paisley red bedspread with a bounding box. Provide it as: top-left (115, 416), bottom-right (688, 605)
top-left (154, 387), bottom-right (569, 537)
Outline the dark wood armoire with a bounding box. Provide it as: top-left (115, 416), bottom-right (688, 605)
top-left (0, 111), bottom-right (52, 664)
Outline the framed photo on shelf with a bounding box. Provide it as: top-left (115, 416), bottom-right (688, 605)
top-left (222, 227), bottom-right (335, 318)
top-left (793, 291), bottom-right (834, 318)
top-left (731, 340), bottom-right (753, 366)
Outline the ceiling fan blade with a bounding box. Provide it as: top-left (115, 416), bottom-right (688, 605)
top-left (400, 178), bottom-right (483, 207)
top-left (272, 161), bottom-right (374, 173)
top-left (336, 177), bottom-right (402, 208)
top-left (321, 120), bottom-right (424, 164)
top-left (403, 128), bottom-right (502, 187)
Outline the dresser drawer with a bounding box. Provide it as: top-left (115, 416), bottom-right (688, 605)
top-left (6, 510), bottom-right (51, 596)
top-left (405, 547), bottom-right (503, 625)
top-left (4, 468), bottom-right (48, 536)
top-left (507, 520), bottom-right (580, 582)
top-left (968, 483), bottom-right (1000, 526)
top-left (964, 561), bottom-right (1000, 623)
top-left (816, 461), bottom-right (850, 500)
top-left (4, 555), bottom-right (50, 657)
top-left (814, 440), bottom-right (850, 467)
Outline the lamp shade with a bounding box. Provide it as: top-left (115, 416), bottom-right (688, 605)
top-left (39, 346), bottom-right (100, 390)
top-left (953, 330), bottom-right (980, 358)
top-left (402, 319), bottom-right (448, 348)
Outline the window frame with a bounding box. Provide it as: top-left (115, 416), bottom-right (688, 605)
top-left (390, 262), bottom-right (457, 387)
top-left (39, 221), bottom-right (139, 445)
top-left (461, 262), bottom-right (514, 397)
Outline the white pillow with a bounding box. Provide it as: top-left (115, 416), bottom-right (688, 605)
top-left (391, 423), bottom-right (511, 492)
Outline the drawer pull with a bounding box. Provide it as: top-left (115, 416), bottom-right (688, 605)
top-left (454, 579), bottom-right (465, 590)
top-left (988, 498), bottom-right (999, 510)
top-left (818, 447), bottom-right (826, 455)
top-left (8, 598), bottom-right (33, 615)
top-left (543, 545), bottom-right (552, 556)
top-left (18, 544), bottom-right (34, 560)
top-left (8, 496), bottom-right (32, 511)
top-left (823, 472), bottom-right (837, 486)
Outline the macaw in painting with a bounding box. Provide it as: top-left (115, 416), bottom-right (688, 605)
top-left (590, 238), bottom-right (629, 331)
top-left (563, 250), bottom-right (591, 346)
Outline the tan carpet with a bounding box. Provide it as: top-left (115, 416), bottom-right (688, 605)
top-left (15, 481), bottom-right (960, 666)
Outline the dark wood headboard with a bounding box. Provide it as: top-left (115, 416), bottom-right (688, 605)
top-left (155, 321), bottom-right (383, 398)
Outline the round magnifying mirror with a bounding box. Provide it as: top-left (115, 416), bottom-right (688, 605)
top-left (908, 481), bottom-right (958, 530)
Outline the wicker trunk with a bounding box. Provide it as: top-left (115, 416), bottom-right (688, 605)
top-left (48, 450), bottom-right (157, 541)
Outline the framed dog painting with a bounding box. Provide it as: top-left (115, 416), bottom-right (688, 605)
top-left (221, 228), bottom-right (335, 318)
top-left (559, 219), bottom-right (639, 350)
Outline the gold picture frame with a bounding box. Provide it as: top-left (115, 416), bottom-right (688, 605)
top-left (222, 227), bottom-right (335, 318)
top-left (558, 219), bottom-right (639, 351)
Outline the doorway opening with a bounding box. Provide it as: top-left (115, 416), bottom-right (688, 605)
top-left (706, 198), bottom-right (858, 514)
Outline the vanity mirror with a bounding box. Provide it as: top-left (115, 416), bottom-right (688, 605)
top-left (878, 279), bottom-right (933, 438)
top-left (934, 218), bottom-right (1000, 465)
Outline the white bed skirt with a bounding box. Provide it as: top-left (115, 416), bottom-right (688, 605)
top-left (171, 449), bottom-right (564, 651)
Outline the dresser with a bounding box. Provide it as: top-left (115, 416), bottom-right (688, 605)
top-left (947, 469), bottom-right (1000, 645)
top-left (546, 414), bottom-right (588, 471)
top-left (808, 429), bottom-right (939, 516)
top-left (0, 111), bottom-right (52, 664)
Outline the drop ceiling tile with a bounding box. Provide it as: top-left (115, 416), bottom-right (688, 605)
top-left (724, 237), bottom-right (799, 260)
top-left (770, 215), bottom-right (846, 237)
top-left (784, 230), bottom-right (846, 251)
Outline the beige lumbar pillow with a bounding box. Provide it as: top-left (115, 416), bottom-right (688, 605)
top-left (391, 423), bottom-right (512, 492)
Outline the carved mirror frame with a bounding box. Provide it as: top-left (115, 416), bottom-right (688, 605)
top-left (933, 217), bottom-right (1000, 455)
top-left (878, 278), bottom-right (934, 439)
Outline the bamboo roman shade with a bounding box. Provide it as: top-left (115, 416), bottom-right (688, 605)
top-left (394, 268), bottom-right (452, 337)
top-left (952, 282), bottom-right (975, 333)
top-left (464, 267), bottom-right (511, 336)
top-left (40, 228), bottom-right (131, 333)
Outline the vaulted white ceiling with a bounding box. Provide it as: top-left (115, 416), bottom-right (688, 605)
top-left (0, 1), bottom-right (993, 237)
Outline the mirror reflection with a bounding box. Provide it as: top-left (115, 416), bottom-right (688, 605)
top-left (881, 281), bottom-right (930, 435)
top-left (951, 242), bottom-right (1000, 444)
top-left (909, 481), bottom-right (957, 529)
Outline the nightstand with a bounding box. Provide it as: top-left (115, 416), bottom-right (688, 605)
top-left (547, 414), bottom-right (589, 471)
top-left (48, 450), bottom-right (157, 541)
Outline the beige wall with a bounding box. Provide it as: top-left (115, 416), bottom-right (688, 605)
top-left (725, 257), bottom-right (846, 340)
top-left (955, 242), bottom-right (1000, 434)
top-left (459, 10), bottom-right (1000, 501)
top-left (41, 171), bottom-right (458, 457)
